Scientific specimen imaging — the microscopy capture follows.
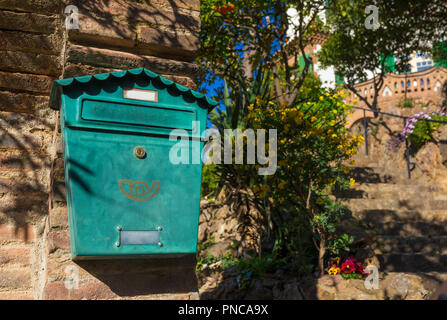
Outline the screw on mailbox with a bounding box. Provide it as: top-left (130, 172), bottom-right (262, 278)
top-left (133, 146), bottom-right (146, 159)
top-left (158, 242), bottom-right (163, 247)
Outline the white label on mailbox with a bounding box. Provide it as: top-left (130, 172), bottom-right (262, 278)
top-left (120, 230), bottom-right (159, 245)
top-left (123, 88), bottom-right (158, 102)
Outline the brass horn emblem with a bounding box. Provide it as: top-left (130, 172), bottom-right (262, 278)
top-left (118, 180), bottom-right (160, 202)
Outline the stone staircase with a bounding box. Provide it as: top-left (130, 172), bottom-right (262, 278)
top-left (335, 158), bottom-right (447, 288)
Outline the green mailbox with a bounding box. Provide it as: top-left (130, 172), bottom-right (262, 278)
top-left (49, 68), bottom-right (217, 260)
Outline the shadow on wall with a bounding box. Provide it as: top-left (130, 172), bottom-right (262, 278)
top-left (68, 0), bottom-right (201, 61)
top-left (75, 255), bottom-right (199, 297)
top-left (0, 111), bottom-right (56, 241)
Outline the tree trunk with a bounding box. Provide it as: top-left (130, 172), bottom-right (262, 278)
top-left (318, 237), bottom-right (326, 275)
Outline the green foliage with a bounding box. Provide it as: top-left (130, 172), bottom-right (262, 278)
top-left (234, 255), bottom-right (286, 290)
top-left (326, 233), bottom-right (354, 256)
top-left (341, 272), bottom-right (364, 280)
top-left (243, 78), bottom-right (363, 273)
top-left (201, 164), bottom-right (220, 197)
top-left (406, 113), bottom-right (447, 149)
top-left (319, 0), bottom-right (447, 111)
top-left (433, 41), bottom-right (447, 68)
top-left (198, 1), bottom-right (363, 276)
top-left (197, 236), bottom-right (216, 252)
top-left (398, 98), bottom-right (415, 109)
top-left (198, 0), bottom-right (327, 99)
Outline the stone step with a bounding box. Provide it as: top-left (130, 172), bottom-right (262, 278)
top-left (342, 198), bottom-right (447, 212)
top-left (373, 221), bottom-right (447, 237)
top-left (348, 167), bottom-right (395, 184)
top-left (352, 209), bottom-right (447, 223)
top-left (335, 183), bottom-right (445, 200)
top-left (349, 155), bottom-right (381, 166)
top-left (378, 253), bottom-right (447, 273)
top-left (376, 236), bottom-right (447, 255)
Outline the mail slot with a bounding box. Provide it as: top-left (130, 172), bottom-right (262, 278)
top-left (49, 68), bottom-right (217, 259)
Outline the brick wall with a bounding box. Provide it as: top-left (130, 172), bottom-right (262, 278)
top-left (345, 67), bottom-right (447, 112)
top-left (0, 0), bottom-right (202, 299)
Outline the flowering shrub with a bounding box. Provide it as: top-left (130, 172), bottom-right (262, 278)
top-left (242, 77), bottom-right (364, 273)
top-left (327, 257), bottom-right (368, 280)
top-left (401, 110), bottom-right (447, 149)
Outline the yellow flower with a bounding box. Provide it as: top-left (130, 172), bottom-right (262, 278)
top-left (331, 133), bottom-right (337, 138)
top-left (319, 96), bottom-right (324, 101)
top-left (332, 257), bottom-right (341, 265)
top-left (332, 109), bottom-right (338, 114)
top-left (278, 181), bottom-right (287, 190)
top-left (343, 167), bottom-right (350, 174)
top-left (247, 104), bottom-right (254, 111)
top-left (311, 116), bottom-right (317, 123)
top-left (353, 99), bottom-right (358, 104)
top-left (349, 178), bottom-right (355, 187)
top-left (328, 266), bottom-right (341, 275)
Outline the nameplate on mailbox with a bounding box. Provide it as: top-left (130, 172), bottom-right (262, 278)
top-left (120, 230), bottom-right (159, 245)
top-left (123, 88), bottom-right (158, 102)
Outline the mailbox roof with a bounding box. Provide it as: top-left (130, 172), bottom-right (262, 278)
top-left (49, 68), bottom-right (218, 111)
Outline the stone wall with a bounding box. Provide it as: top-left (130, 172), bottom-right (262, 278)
top-left (0, 0), bottom-right (201, 299)
top-left (346, 67), bottom-right (447, 111)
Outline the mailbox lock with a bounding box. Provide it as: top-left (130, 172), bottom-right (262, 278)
top-left (133, 146), bottom-right (146, 159)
